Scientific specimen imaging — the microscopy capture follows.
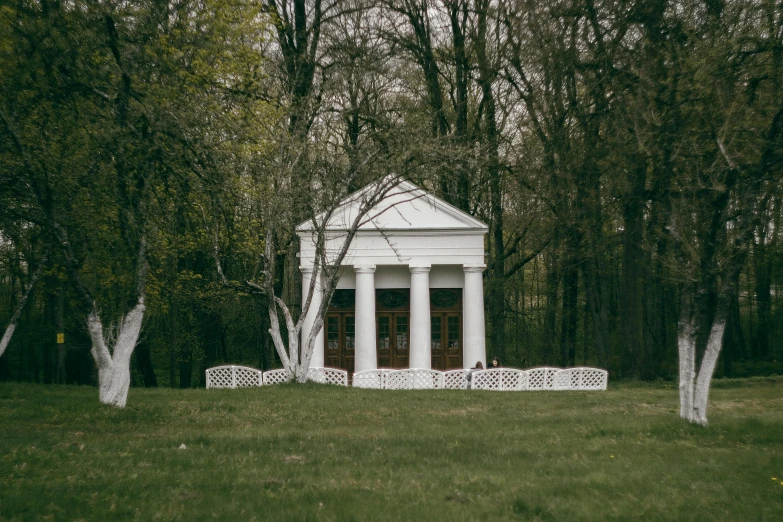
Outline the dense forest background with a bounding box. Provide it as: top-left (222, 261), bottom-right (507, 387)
top-left (1, 0), bottom-right (782, 388)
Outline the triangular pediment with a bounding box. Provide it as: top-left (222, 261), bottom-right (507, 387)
top-left (296, 179), bottom-right (487, 232)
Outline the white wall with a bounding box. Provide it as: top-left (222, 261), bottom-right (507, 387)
top-left (333, 264), bottom-right (466, 290)
top-left (299, 230), bottom-right (486, 268)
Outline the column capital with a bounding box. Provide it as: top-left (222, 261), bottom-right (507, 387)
top-left (463, 263), bottom-right (486, 273)
top-left (300, 265), bottom-right (315, 275)
top-left (409, 262), bottom-right (431, 274)
top-left (354, 264), bottom-right (376, 274)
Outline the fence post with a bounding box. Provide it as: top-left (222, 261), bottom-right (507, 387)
top-left (231, 365), bottom-right (237, 389)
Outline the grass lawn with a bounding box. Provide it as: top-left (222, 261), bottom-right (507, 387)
top-left (1, 378), bottom-right (782, 521)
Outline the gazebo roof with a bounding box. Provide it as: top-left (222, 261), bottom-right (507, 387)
top-left (296, 179), bottom-right (488, 233)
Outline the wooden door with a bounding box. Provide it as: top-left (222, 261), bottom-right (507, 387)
top-left (443, 313), bottom-right (462, 369)
top-left (325, 314), bottom-right (341, 368)
top-left (429, 289), bottom-right (463, 370)
top-left (431, 313), bottom-right (462, 370)
top-left (377, 313), bottom-right (409, 368)
top-left (430, 315), bottom-right (444, 369)
top-left (324, 313), bottom-right (355, 372)
top-left (393, 314), bottom-right (409, 367)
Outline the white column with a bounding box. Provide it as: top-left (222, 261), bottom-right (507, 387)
top-left (354, 264), bottom-right (377, 372)
top-left (409, 263), bottom-right (431, 369)
top-left (301, 266), bottom-right (324, 368)
top-left (463, 264), bottom-right (487, 369)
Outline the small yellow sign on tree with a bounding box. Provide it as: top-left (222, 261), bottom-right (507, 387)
top-left (56, 333), bottom-right (65, 344)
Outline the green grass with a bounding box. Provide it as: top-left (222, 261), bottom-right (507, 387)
top-left (1, 378), bottom-right (782, 521)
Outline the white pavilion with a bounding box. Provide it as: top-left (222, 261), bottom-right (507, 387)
top-left (297, 179), bottom-right (488, 374)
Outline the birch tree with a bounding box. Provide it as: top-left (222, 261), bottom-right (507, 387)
top-left (661, 1), bottom-right (783, 424)
top-left (0, 251), bottom-right (48, 359)
top-left (264, 175), bottom-right (414, 382)
top-left (1, 0), bottom-right (269, 402)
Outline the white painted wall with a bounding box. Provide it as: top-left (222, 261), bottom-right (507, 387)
top-left (430, 265), bottom-right (465, 289)
top-left (332, 264), bottom-right (466, 290)
top-left (299, 230), bottom-right (486, 269)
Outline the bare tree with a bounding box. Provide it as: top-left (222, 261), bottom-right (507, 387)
top-left (0, 250), bottom-right (48, 358)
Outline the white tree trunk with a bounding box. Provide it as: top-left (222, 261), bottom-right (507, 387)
top-left (678, 318), bottom-right (696, 421)
top-left (87, 298), bottom-right (145, 408)
top-left (691, 319), bottom-right (726, 425)
top-left (678, 307), bottom-right (728, 425)
top-left (0, 323), bottom-right (17, 359)
top-left (0, 254), bottom-right (47, 358)
top-left (260, 176), bottom-right (406, 385)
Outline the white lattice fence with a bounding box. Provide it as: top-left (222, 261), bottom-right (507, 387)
top-left (352, 369), bottom-right (394, 389)
top-left (263, 368), bottom-right (293, 385)
top-left (552, 367), bottom-right (608, 390)
top-left (443, 370), bottom-right (468, 389)
top-left (527, 367), bottom-right (562, 390)
top-left (552, 368), bottom-right (580, 390)
top-left (579, 368), bottom-right (608, 390)
top-left (206, 366), bottom-right (232, 389)
top-left (308, 367), bottom-right (348, 386)
top-left (503, 369), bottom-right (529, 390)
top-left (471, 369), bottom-right (529, 391)
top-left (411, 369), bottom-right (444, 389)
top-left (471, 369), bottom-right (501, 390)
top-left (205, 365), bottom-right (263, 389)
top-left (385, 369), bottom-right (444, 389)
top-left (384, 370), bottom-right (409, 390)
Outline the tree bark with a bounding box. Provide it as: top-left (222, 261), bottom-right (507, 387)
top-left (55, 282), bottom-right (66, 384)
top-left (544, 239), bottom-right (560, 364)
top-left (168, 271), bottom-right (177, 388)
top-left (134, 339), bottom-right (157, 387)
top-left (476, 0), bottom-right (505, 363)
top-left (753, 240), bottom-right (771, 357)
top-left (0, 252), bottom-right (47, 359)
top-left (621, 156), bottom-right (647, 377)
top-left (691, 315), bottom-right (727, 425)
top-left (677, 293), bottom-right (696, 421)
top-left (722, 292), bottom-right (744, 377)
top-left (560, 235), bottom-right (579, 366)
top-left (87, 298), bottom-right (145, 407)
top-left (448, 0), bottom-right (470, 212)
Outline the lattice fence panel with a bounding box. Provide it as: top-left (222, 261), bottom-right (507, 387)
top-left (568, 369), bottom-right (582, 389)
top-left (552, 369), bottom-right (572, 390)
top-left (308, 367), bottom-right (327, 384)
top-left (527, 367), bottom-right (561, 390)
top-left (308, 367), bottom-right (348, 386)
top-left (352, 370), bottom-right (387, 389)
top-left (263, 368), bottom-right (292, 385)
top-left (322, 368), bottom-right (349, 386)
top-left (578, 367), bottom-right (608, 390)
top-left (206, 366), bottom-right (233, 389)
top-left (443, 370), bottom-right (468, 389)
top-left (410, 369), bottom-right (444, 389)
top-left (472, 369), bottom-right (502, 390)
top-left (234, 366), bottom-right (263, 387)
top-left (552, 368), bottom-right (591, 390)
top-left (385, 370), bottom-right (410, 390)
top-left (502, 369), bottom-right (529, 391)
top-left (471, 369), bottom-right (529, 391)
